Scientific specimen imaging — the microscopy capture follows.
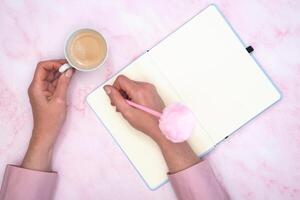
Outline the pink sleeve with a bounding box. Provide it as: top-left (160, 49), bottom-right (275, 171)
top-left (168, 160), bottom-right (229, 200)
top-left (0, 165), bottom-right (57, 200)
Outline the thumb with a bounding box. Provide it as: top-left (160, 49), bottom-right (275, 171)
top-left (54, 69), bottom-right (73, 101)
top-left (104, 85), bottom-right (132, 117)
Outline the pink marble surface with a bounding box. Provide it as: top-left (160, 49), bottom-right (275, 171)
top-left (0, 0), bottom-right (299, 199)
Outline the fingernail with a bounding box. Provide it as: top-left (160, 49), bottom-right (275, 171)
top-left (65, 69), bottom-right (73, 78)
top-left (104, 86), bottom-right (111, 94)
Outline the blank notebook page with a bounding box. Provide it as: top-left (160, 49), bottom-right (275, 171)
top-left (87, 5), bottom-right (281, 190)
top-left (148, 5), bottom-right (281, 143)
top-left (87, 54), bottom-right (213, 190)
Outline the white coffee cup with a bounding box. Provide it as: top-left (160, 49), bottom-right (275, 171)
top-left (59, 28), bottom-right (108, 73)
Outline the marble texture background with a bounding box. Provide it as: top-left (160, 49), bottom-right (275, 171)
top-left (0, 0), bottom-right (299, 199)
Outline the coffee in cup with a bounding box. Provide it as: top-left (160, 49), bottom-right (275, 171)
top-left (59, 28), bottom-right (108, 73)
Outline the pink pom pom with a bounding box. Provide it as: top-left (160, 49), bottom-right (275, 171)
top-left (159, 103), bottom-right (196, 143)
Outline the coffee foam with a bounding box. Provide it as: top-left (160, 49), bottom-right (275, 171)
top-left (67, 30), bottom-right (107, 69)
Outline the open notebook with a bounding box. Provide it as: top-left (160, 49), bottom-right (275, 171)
top-left (87, 5), bottom-right (281, 190)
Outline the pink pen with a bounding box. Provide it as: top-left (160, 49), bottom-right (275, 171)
top-left (124, 99), bottom-right (196, 143)
top-left (125, 100), bottom-right (162, 118)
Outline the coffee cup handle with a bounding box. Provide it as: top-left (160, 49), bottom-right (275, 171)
top-left (59, 63), bottom-right (72, 73)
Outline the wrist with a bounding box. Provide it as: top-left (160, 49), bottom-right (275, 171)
top-left (21, 129), bottom-right (56, 171)
top-left (146, 127), bottom-right (167, 145)
top-left (156, 140), bottom-right (200, 173)
top-left (31, 127), bottom-right (58, 150)
top-left (29, 134), bottom-right (54, 153)
top-left (146, 126), bottom-right (177, 147)
top-left (22, 138), bottom-right (54, 171)
top-left (156, 137), bottom-right (183, 152)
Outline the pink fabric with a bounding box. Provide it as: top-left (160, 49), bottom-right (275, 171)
top-left (168, 160), bottom-right (229, 200)
top-left (0, 165), bottom-right (57, 200)
top-left (0, 161), bottom-right (228, 200)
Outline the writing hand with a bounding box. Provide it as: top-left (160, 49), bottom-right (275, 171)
top-left (104, 75), bottom-right (199, 173)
